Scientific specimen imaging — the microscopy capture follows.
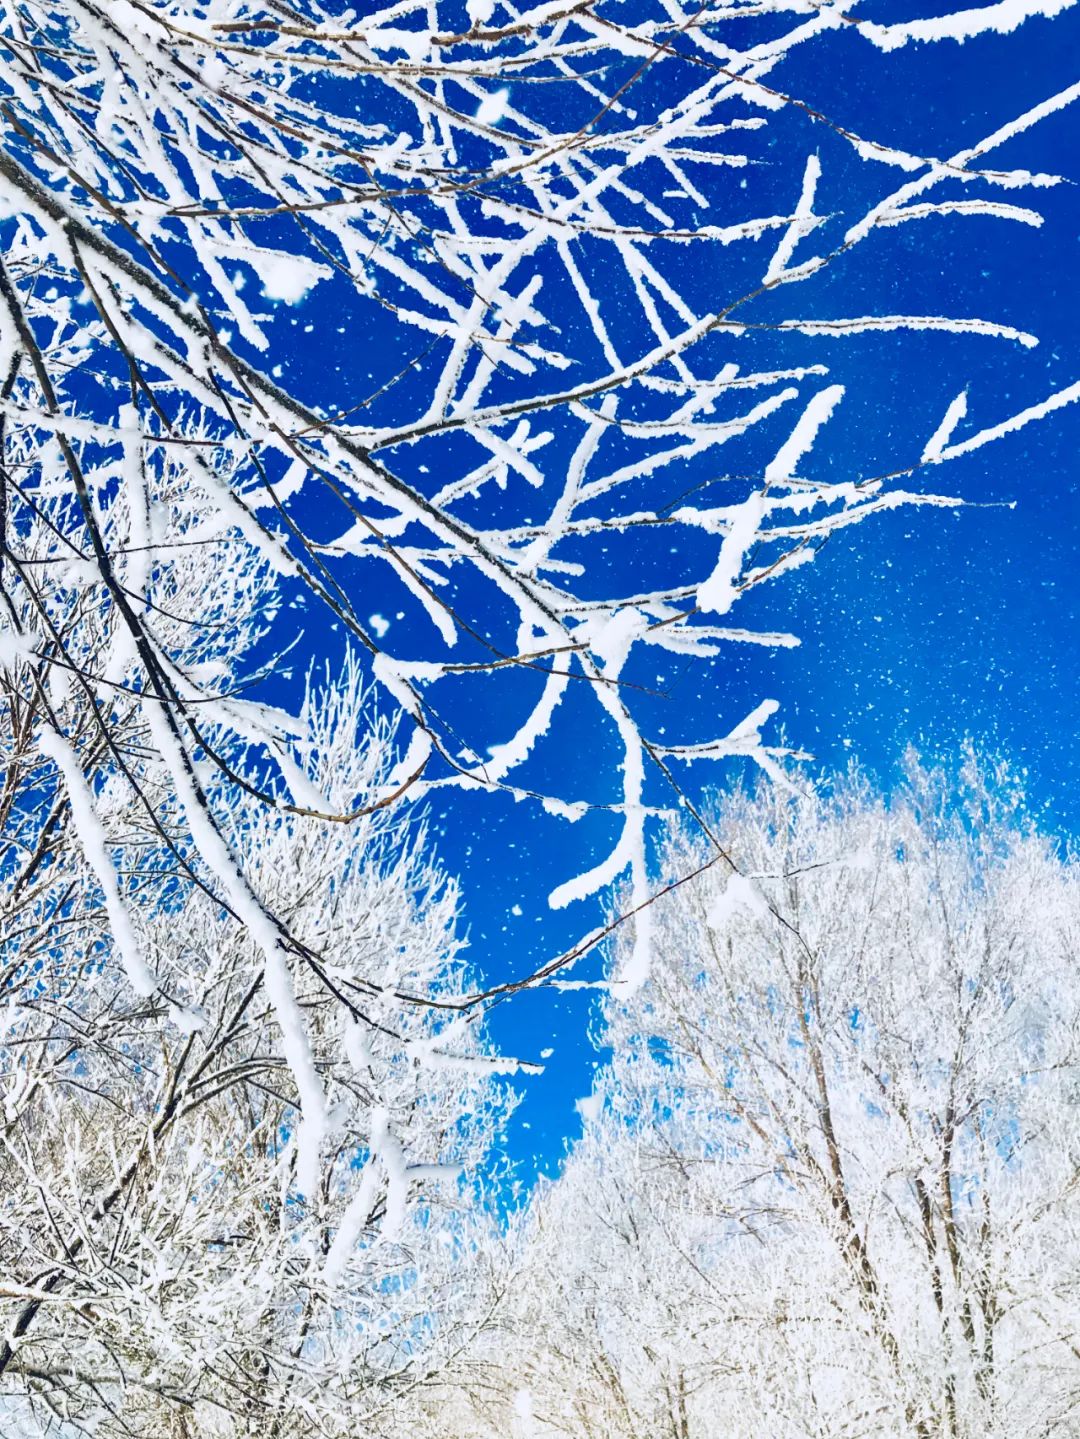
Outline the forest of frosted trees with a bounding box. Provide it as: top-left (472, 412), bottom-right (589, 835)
top-left (0, 0), bottom-right (1077, 1432)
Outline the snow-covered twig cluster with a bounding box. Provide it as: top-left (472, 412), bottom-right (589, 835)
top-left (2, 0), bottom-right (1075, 1000)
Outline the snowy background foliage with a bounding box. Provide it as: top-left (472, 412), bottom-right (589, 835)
top-left (422, 762), bottom-right (1080, 1439)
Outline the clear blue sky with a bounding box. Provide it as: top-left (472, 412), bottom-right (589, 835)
top-left (265, 2), bottom-right (1080, 1179)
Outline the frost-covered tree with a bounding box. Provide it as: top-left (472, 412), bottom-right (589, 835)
top-left (0, 672), bottom-right (518, 1437)
top-left (449, 762), bottom-right (1080, 1438)
top-left (0, 468), bottom-right (516, 1434)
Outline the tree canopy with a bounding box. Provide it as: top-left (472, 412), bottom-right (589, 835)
top-left (431, 761), bottom-right (1080, 1438)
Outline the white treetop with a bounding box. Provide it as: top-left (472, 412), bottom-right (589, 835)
top-left (450, 762), bottom-right (1080, 1438)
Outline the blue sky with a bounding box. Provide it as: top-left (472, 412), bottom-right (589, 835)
top-left (250, 2), bottom-right (1080, 1178)
top-left (490, 9), bottom-right (1078, 1174)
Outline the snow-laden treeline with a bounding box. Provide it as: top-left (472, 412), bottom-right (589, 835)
top-left (417, 760), bottom-right (1080, 1439)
